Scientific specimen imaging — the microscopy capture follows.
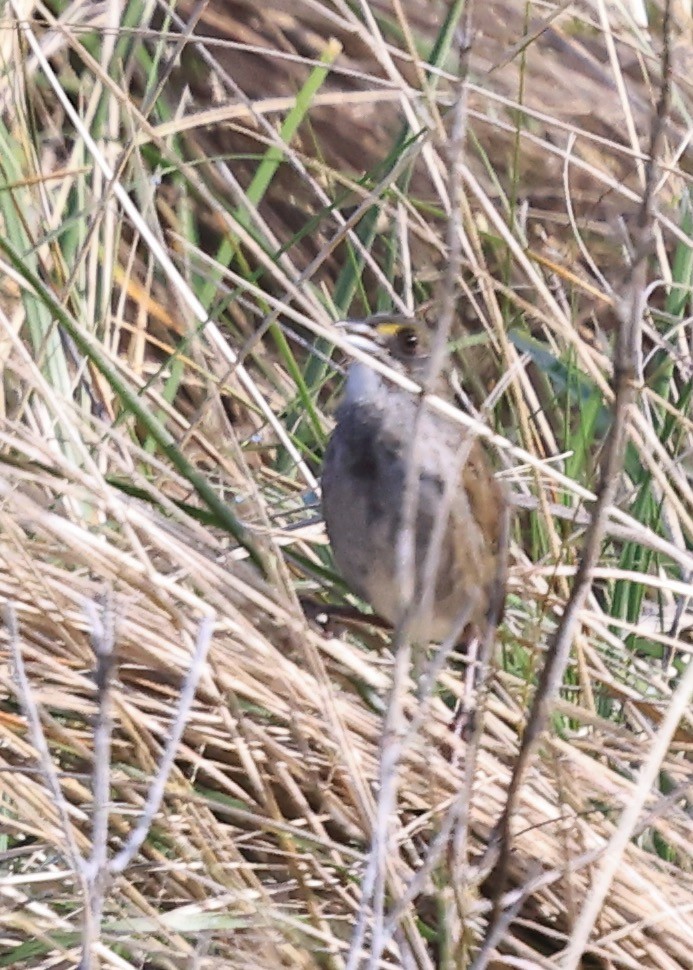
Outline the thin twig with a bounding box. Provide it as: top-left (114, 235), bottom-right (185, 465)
top-left (484, 0), bottom-right (673, 941)
top-left (82, 593), bottom-right (118, 967)
top-left (345, 45), bottom-right (472, 970)
top-left (561, 649), bottom-right (693, 967)
top-left (5, 604), bottom-right (87, 881)
top-left (109, 616), bottom-right (214, 874)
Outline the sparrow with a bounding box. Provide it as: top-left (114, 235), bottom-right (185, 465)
top-left (321, 315), bottom-right (508, 647)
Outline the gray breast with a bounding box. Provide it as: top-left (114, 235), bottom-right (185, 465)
top-left (321, 400), bottom-right (401, 603)
top-left (322, 391), bottom-right (478, 632)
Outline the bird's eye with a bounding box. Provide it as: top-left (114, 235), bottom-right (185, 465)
top-left (397, 328), bottom-right (419, 355)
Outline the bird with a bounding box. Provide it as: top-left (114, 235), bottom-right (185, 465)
top-left (321, 315), bottom-right (509, 648)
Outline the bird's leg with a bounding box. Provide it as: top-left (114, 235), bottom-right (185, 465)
top-left (450, 634), bottom-right (481, 747)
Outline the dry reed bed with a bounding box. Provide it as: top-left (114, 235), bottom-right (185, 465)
top-left (0, 0), bottom-right (692, 967)
top-left (0, 454), bottom-right (691, 967)
top-left (0, 442), bottom-right (691, 967)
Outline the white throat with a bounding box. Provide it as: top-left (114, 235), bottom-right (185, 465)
top-left (343, 361), bottom-right (386, 406)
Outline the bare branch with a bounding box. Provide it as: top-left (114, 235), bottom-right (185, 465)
top-left (484, 0), bottom-right (675, 947)
top-left (5, 604), bottom-right (87, 882)
top-left (81, 593), bottom-right (118, 967)
top-left (109, 616), bottom-right (214, 875)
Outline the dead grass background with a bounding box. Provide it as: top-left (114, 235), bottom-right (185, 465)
top-left (0, 1), bottom-right (692, 968)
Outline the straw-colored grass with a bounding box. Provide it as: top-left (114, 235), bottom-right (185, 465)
top-left (0, 1), bottom-right (691, 968)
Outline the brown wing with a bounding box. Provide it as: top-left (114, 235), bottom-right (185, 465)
top-left (462, 441), bottom-right (509, 626)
